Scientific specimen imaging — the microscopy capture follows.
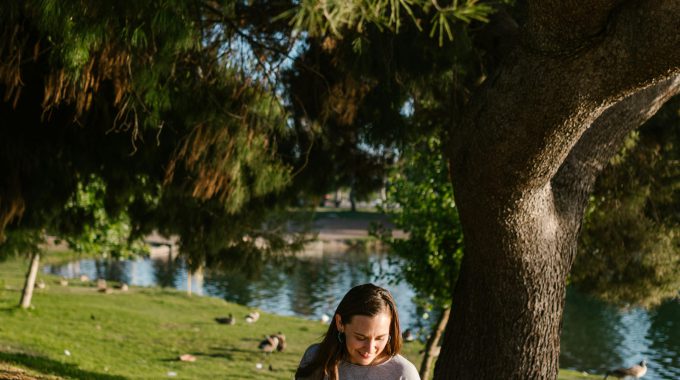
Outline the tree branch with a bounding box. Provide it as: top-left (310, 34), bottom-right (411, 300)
top-left (522, 0), bottom-right (623, 53)
top-left (450, 0), bottom-right (680, 198)
top-left (552, 75), bottom-right (680, 229)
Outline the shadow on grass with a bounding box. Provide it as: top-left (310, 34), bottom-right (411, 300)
top-left (0, 351), bottom-right (127, 380)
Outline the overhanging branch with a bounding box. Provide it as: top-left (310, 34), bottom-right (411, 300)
top-left (523, 0), bottom-right (623, 53)
top-left (553, 75), bottom-right (680, 227)
top-left (450, 0), bottom-right (680, 196)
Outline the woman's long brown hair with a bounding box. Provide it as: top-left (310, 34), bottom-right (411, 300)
top-left (295, 283), bottom-right (403, 380)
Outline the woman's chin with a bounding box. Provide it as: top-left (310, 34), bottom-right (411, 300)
top-left (351, 353), bottom-right (375, 365)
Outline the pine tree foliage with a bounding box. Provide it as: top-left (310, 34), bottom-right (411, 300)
top-left (1, 0), bottom-right (675, 309)
top-left (0, 0), bottom-right (301, 264)
top-left (285, 0), bottom-right (495, 45)
top-left (280, 0), bottom-right (497, 202)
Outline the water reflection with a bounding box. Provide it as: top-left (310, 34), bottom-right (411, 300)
top-left (201, 250), bottom-right (419, 327)
top-left (560, 289), bottom-right (680, 380)
top-left (151, 258), bottom-right (179, 288)
top-left (44, 249), bottom-right (419, 328)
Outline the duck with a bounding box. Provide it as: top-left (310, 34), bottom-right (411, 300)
top-left (273, 333), bottom-right (286, 352)
top-left (245, 311), bottom-right (260, 323)
top-left (259, 332), bottom-right (286, 353)
top-left (258, 335), bottom-right (280, 354)
top-left (604, 360), bottom-right (647, 379)
top-left (402, 328), bottom-right (415, 342)
top-left (214, 313), bottom-right (236, 325)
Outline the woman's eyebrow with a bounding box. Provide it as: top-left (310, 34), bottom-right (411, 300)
top-left (353, 332), bottom-right (388, 338)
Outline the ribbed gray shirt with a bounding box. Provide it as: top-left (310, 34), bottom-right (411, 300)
top-left (298, 344), bottom-right (421, 380)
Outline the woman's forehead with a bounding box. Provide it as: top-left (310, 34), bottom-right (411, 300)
top-left (345, 312), bottom-right (391, 333)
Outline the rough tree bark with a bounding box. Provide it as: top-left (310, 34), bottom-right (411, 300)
top-left (434, 1), bottom-right (680, 379)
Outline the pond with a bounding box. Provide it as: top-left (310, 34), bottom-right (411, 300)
top-left (44, 249), bottom-right (679, 379)
top-left (44, 249), bottom-right (422, 328)
top-left (561, 288), bottom-right (679, 380)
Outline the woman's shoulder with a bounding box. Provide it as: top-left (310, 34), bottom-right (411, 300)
top-left (300, 343), bottom-right (321, 367)
top-left (385, 354), bottom-right (420, 379)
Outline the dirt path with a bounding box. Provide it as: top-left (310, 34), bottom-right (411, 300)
top-left (0, 363), bottom-right (60, 380)
top-left (313, 213), bottom-right (406, 241)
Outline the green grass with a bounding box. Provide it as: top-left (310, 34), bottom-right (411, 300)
top-left (39, 249), bottom-right (100, 266)
top-left (558, 369), bottom-right (601, 379)
top-left (1, 256), bottom-right (601, 379)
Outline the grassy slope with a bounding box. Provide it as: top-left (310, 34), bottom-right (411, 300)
top-left (0, 256), bottom-right (600, 379)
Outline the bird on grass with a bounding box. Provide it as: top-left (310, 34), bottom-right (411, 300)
top-left (259, 335), bottom-right (279, 354)
top-left (258, 333), bottom-right (285, 373)
top-left (273, 333), bottom-right (286, 352)
top-left (402, 328), bottom-right (415, 342)
top-left (604, 360), bottom-right (647, 379)
top-left (214, 313), bottom-right (236, 325)
top-left (245, 311), bottom-right (260, 323)
top-left (259, 333), bottom-right (286, 353)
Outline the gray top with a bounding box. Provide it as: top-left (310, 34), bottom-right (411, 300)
top-left (298, 344), bottom-right (421, 380)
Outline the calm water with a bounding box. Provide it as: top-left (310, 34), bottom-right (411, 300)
top-left (45, 250), bottom-right (679, 379)
top-left (561, 289), bottom-right (679, 380)
top-left (44, 250), bottom-right (421, 328)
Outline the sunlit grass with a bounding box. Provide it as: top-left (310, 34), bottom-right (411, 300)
top-left (1, 256), bottom-right (601, 379)
top-left (0, 256), bottom-right (423, 379)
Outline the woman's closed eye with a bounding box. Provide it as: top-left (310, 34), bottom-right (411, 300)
top-left (354, 335), bottom-right (386, 341)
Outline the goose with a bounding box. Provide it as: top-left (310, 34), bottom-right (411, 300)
top-left (402, 328), bottom-right (415, 342)
top-left (259, 332), bottom-right (286, 353)
top-left (258, 335), bottom-right (280, 354)
top-left (245, 311), bottom-right (260, 323)
top-left (273, 333), bottom-right (286, 352)
top-left (604, 360), bottom-right (647, 379)
top-left (214, 313), bottom-right (236, 325)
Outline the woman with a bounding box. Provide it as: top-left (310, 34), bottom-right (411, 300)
top-left (296, 283), bottom-right (420, 380)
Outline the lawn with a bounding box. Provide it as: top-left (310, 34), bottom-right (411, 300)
top-left (0, 255), bottom-right (601, 379)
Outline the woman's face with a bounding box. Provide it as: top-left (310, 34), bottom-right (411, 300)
top-left (336, 311), bottom-right (392, 365)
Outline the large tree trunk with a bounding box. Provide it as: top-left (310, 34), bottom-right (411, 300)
top-left (434, 1), bottom-right (680, 378)
top-left (437, 184), bottom-right (574, 378)
top-left (19, 251), bottom-right (40, 308)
